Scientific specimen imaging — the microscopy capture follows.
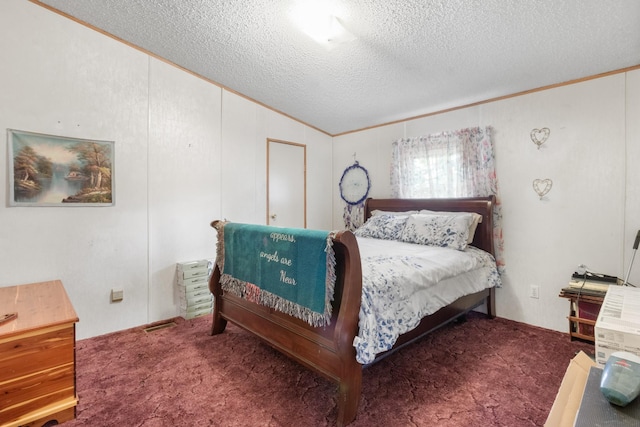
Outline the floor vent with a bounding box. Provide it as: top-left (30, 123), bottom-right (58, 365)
top-left (143, 321), bottom-right (177, 333)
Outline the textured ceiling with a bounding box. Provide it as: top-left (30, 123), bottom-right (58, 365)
top-left (35, 0), bottom-right (640, 135)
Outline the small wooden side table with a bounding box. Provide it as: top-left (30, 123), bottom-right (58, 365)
top-left (559, 288), bottom-right (606, 343)
top-left (0, 280), bottom-right (79, 427)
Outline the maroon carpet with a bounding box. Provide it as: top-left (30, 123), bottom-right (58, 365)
top-left (63, 313), bottom-right (592, 426)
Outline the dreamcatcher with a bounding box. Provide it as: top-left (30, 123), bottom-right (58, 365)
top-left (339, 158), bottom-right (371, 231)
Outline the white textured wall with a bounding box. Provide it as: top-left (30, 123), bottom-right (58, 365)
top-left (0, 0), bottom-right (332, 339)
top-left (333, 71), bottom-right (640, 333)
top-left (219, 91), bottom-right (333, 228)
top-left (0, 1), bottom-right (151, 338)
top-left (3, 0), bottom-right (636, 340)
top-left (147, 59), bottom-right (222, 322)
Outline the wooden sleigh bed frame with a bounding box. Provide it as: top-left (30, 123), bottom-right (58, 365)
top-left (209, 196), bottom-right (497, 426)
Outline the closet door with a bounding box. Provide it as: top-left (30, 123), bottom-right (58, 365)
top-left (267, 139), bottom-right (306, 228)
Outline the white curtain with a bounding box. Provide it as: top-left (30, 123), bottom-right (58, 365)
top-left (391, 126), bottom-right (505, 272)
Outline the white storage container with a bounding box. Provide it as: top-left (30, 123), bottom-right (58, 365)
top-left (595, 286), bottom-right (640, 366)
top-left (176, 259), bottom-right (213, 320)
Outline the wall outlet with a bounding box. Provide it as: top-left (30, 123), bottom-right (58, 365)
top-left (529, 285), bottom-right (539, 299)
top-left (111, 288), bottom-right (124, 302)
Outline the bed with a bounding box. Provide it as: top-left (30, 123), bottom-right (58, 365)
top-left (208, 196), bottom-right (499, 426)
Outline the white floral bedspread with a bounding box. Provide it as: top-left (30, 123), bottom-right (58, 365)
top-left (353, 237), bottom-right (501, 364)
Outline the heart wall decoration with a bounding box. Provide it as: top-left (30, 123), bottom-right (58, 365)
top-left (533, 179), bottom-right (553, 200)
top-left (530, 128), bottom-right (550, 149)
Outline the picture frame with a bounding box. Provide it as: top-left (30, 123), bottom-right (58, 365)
top-left (8, 129), bottom-right (114, 206)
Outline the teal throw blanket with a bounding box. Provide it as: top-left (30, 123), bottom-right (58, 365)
top-left (216, 222), bottom-right (336, 327)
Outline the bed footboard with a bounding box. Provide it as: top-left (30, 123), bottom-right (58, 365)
top-left (209, 222), bottom-right (363, 426)
top-left (208, 196), bottom-right (498, 425)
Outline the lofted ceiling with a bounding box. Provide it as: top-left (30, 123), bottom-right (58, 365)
top-left (34, 0), bottom-right (640, 136)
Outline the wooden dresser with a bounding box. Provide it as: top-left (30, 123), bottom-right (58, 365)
top-left (0, 280), bottom-right (79, 427)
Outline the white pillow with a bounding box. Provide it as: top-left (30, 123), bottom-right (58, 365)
top-left (418, 210), bottom-right (482, 244)
top-left (354, 214), bottom-right (408, 240)
top-left (400, 213), bottom-right (473, 250)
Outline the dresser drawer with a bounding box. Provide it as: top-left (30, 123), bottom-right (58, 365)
top-left (0, 324), bottom-right (76, 424)
top-left (13, 404), bottom-right (76, 427)
top-left (0, 324), bottom-right (75, 382)
top-left (0, 363), bottom-right (75, 423)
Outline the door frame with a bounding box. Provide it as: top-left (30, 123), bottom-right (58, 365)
top-left (266, 138), bottom-right (307, 227)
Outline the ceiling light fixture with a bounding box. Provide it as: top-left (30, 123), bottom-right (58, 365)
top-left (290, 0), bottom-right (355, 46)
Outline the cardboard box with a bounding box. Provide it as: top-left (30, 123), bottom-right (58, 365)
top-left (176, 259), bottom-right (212, 280)
top-left (182, 305), bottom-right (213, 319)
top-left (544, 351), bottom-right (597, 427)
top-left (178, 279), bottom-right (209, 293)
top-left (177, 274), bottom-right (210, 287)
top-left (179, 292), bottom-right (213, 307)
top-left (180, 267), bottom-right (209, 279)
top-left (176, 259), bottom-right (210, 271)
top-left (595, 286), bottom-right (640, 366)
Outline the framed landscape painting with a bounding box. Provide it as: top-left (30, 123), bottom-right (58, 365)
top-left (8, 129), bottom-right (114, 206)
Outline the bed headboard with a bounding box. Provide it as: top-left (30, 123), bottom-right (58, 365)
top-left (363, 196), bottom-right (496, 256)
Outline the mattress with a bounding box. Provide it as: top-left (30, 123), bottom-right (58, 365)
top-left (353, 237), bottom-right (501, 364)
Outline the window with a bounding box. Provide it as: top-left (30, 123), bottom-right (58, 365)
top-left (391, 126), bottom-right (504, 271)
top-left (391, 127), bottom-right (496, 199)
